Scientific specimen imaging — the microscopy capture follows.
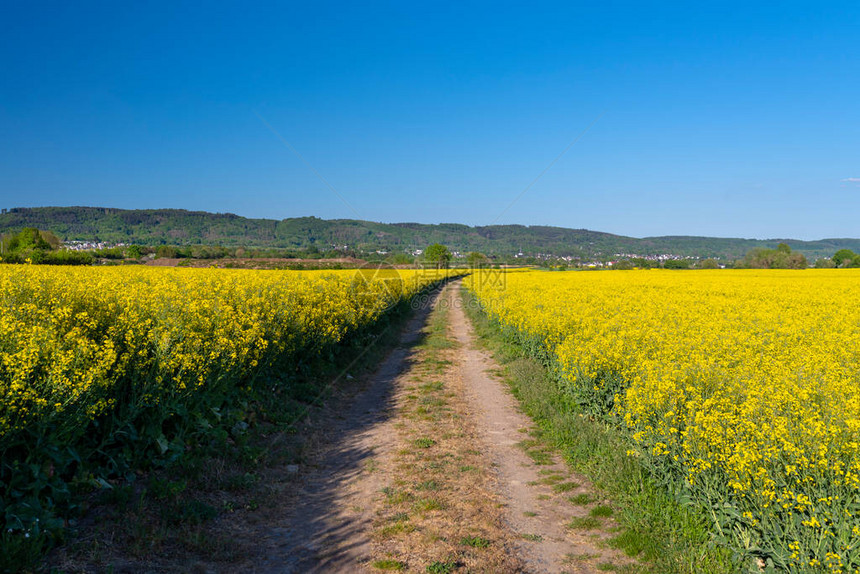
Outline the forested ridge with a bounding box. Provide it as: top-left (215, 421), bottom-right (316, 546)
top-left (2, 206), bottom-right (858, 260)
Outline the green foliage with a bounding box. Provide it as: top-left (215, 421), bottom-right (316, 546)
top-left (466, 251), bottom-right (489, 268)
top-left (568, 516), bottom-right (602, 530)
top-left (0, 227), bottom-right (91, 265)
top-left (0, 227), bottom-right (47, 255)
top-left (387, 252), bottom-right (414, 265)
top-left (5, 206), bottom-right (860, 261)
top-left (629, 257), bottom-right (653, 269)
top-left (93, 246), bottom-right (125, 259)
top-left (0, 528), bottom-right (52, 574)
top-left (741, 245), bottom-right (808, 269)
top-left (833, 248), bottom-right (858, 267)
top-left (125, 244), bottom-right (144, 259)
top-left (663, 259), bottom-right (692, 269)
top-left (591, 505), bottom-right (614, 517)
top-left (424, 243), bottom-right (451, 268)
top-left (699, 258), bottom-right (719, 269)
top-left (13, 227), bottom-right (51, 251)
top-left (552, 481), bottom-right (580, 493)
top-left (0, 271), bottom-right (456, 572)
top-left (373, 559), bottom-right (406, 570)
top-left (426, 560), bottom-right (457, 573)
top-left (564, 368), bottom-right (630, 420)
top-left (39, 230), bottom-right (62, 250)
top-left (41, 250), bottom-right (94, 265)
top-left (155, 245), bottom-right (178, 258)
top-left (188, 245), bottom-right (230, 259)
top-left (152, 244), bottom-right (230, 260)
top-left (462, 288), bottom-right (736, 573)
top-left (570, 493), bottom-right (594, 505)
top-left (459, 535), bottom-right (490, 548)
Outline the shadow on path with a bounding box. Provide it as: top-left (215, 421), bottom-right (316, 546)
top-left (249, 286), bottom-right (444, 573)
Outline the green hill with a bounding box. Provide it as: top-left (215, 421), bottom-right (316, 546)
top-left (1, 206), bottom-right (857, 261)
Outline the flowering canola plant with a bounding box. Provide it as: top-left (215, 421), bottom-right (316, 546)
top-left (1, 266), bottom-right (459, 443)
top-left (467, 269), bottom-right (860, 572)
top-left (0, 265), bottom-right (459, 539)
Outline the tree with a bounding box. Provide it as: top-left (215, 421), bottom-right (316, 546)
top-left (155, 245), bottom-right (177, 259)
top-left (466, 251), bottom-right (489, 268)
top-left (741, 245), bottom-right (807, 269)
top-left (664, 258), bottom-right (692, 269)
top-left (699, 258), bottom-right (720, 269)
top-left (0, 228), bottom-right (57, 263)
top-left (125, 244), bottom-right (143, 259)
top-left (12, 228), bottom-right (52, 251)
top-left (833, 249), bottom-right (856, 268)
top-left (40, 230), bottom-right (62, 250)
top-left (424, 243), bottom-right (451, 269)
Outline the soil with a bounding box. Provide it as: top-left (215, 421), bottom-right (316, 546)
top-left (448, 283), bottom-right (633, 573)
top-left (238, 280), bottom-right (635, 573)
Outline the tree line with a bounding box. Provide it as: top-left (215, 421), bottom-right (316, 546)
top-left (2, 230), bottom-right (860, 271)
top-left (0, 228), bottom-right (92, 265)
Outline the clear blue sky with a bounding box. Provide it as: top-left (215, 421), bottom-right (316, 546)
top-left (1, 1), bottom-right (858, 239)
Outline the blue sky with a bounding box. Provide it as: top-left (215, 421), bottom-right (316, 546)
top-left (1, 1), bottom-right (858, 239)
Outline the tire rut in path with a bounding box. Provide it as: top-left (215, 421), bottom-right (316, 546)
top-left (449, 282), bottom-right (633, 574)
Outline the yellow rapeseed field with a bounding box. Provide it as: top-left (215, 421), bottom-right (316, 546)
top-left (0, 265), bottom-right (456, 447)
top-left (467, 269), bottom-right (860, 572)
top-left (0, 264), bottom-right (460, 554)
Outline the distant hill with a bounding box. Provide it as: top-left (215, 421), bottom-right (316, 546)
top-left (1, 206), bottom-right (858, 261)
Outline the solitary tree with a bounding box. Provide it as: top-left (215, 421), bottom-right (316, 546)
top-left (833, 249), bottom-right (856, 268)
top-left (424, 243), bottom-right (452, 269)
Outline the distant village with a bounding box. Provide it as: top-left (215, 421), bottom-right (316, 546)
top-left (63, 240), bottom-right (128, 251)
top-left (56, 238), bottom-right (707, 268)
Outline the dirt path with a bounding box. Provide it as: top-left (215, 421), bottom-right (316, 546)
top-left (246, 281), bottom-right (634, 573)
top-left (246, 288), bottom-right (442, 573)
top-left (449, 283), bottom-right (634, 573)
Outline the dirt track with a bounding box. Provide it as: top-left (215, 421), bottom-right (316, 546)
top-left (241, 280), bottom-right (634, 573)
top-left (247, 287), bottom-right (431, 573)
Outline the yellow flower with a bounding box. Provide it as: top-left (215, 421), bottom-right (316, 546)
top-left (467, 268), bottom-right (860, 566)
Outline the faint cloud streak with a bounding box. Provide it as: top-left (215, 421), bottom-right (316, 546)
top-left (490, 110), bottom-right (605, 225)
top-left (253, 110), bottom-right (362, 218)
